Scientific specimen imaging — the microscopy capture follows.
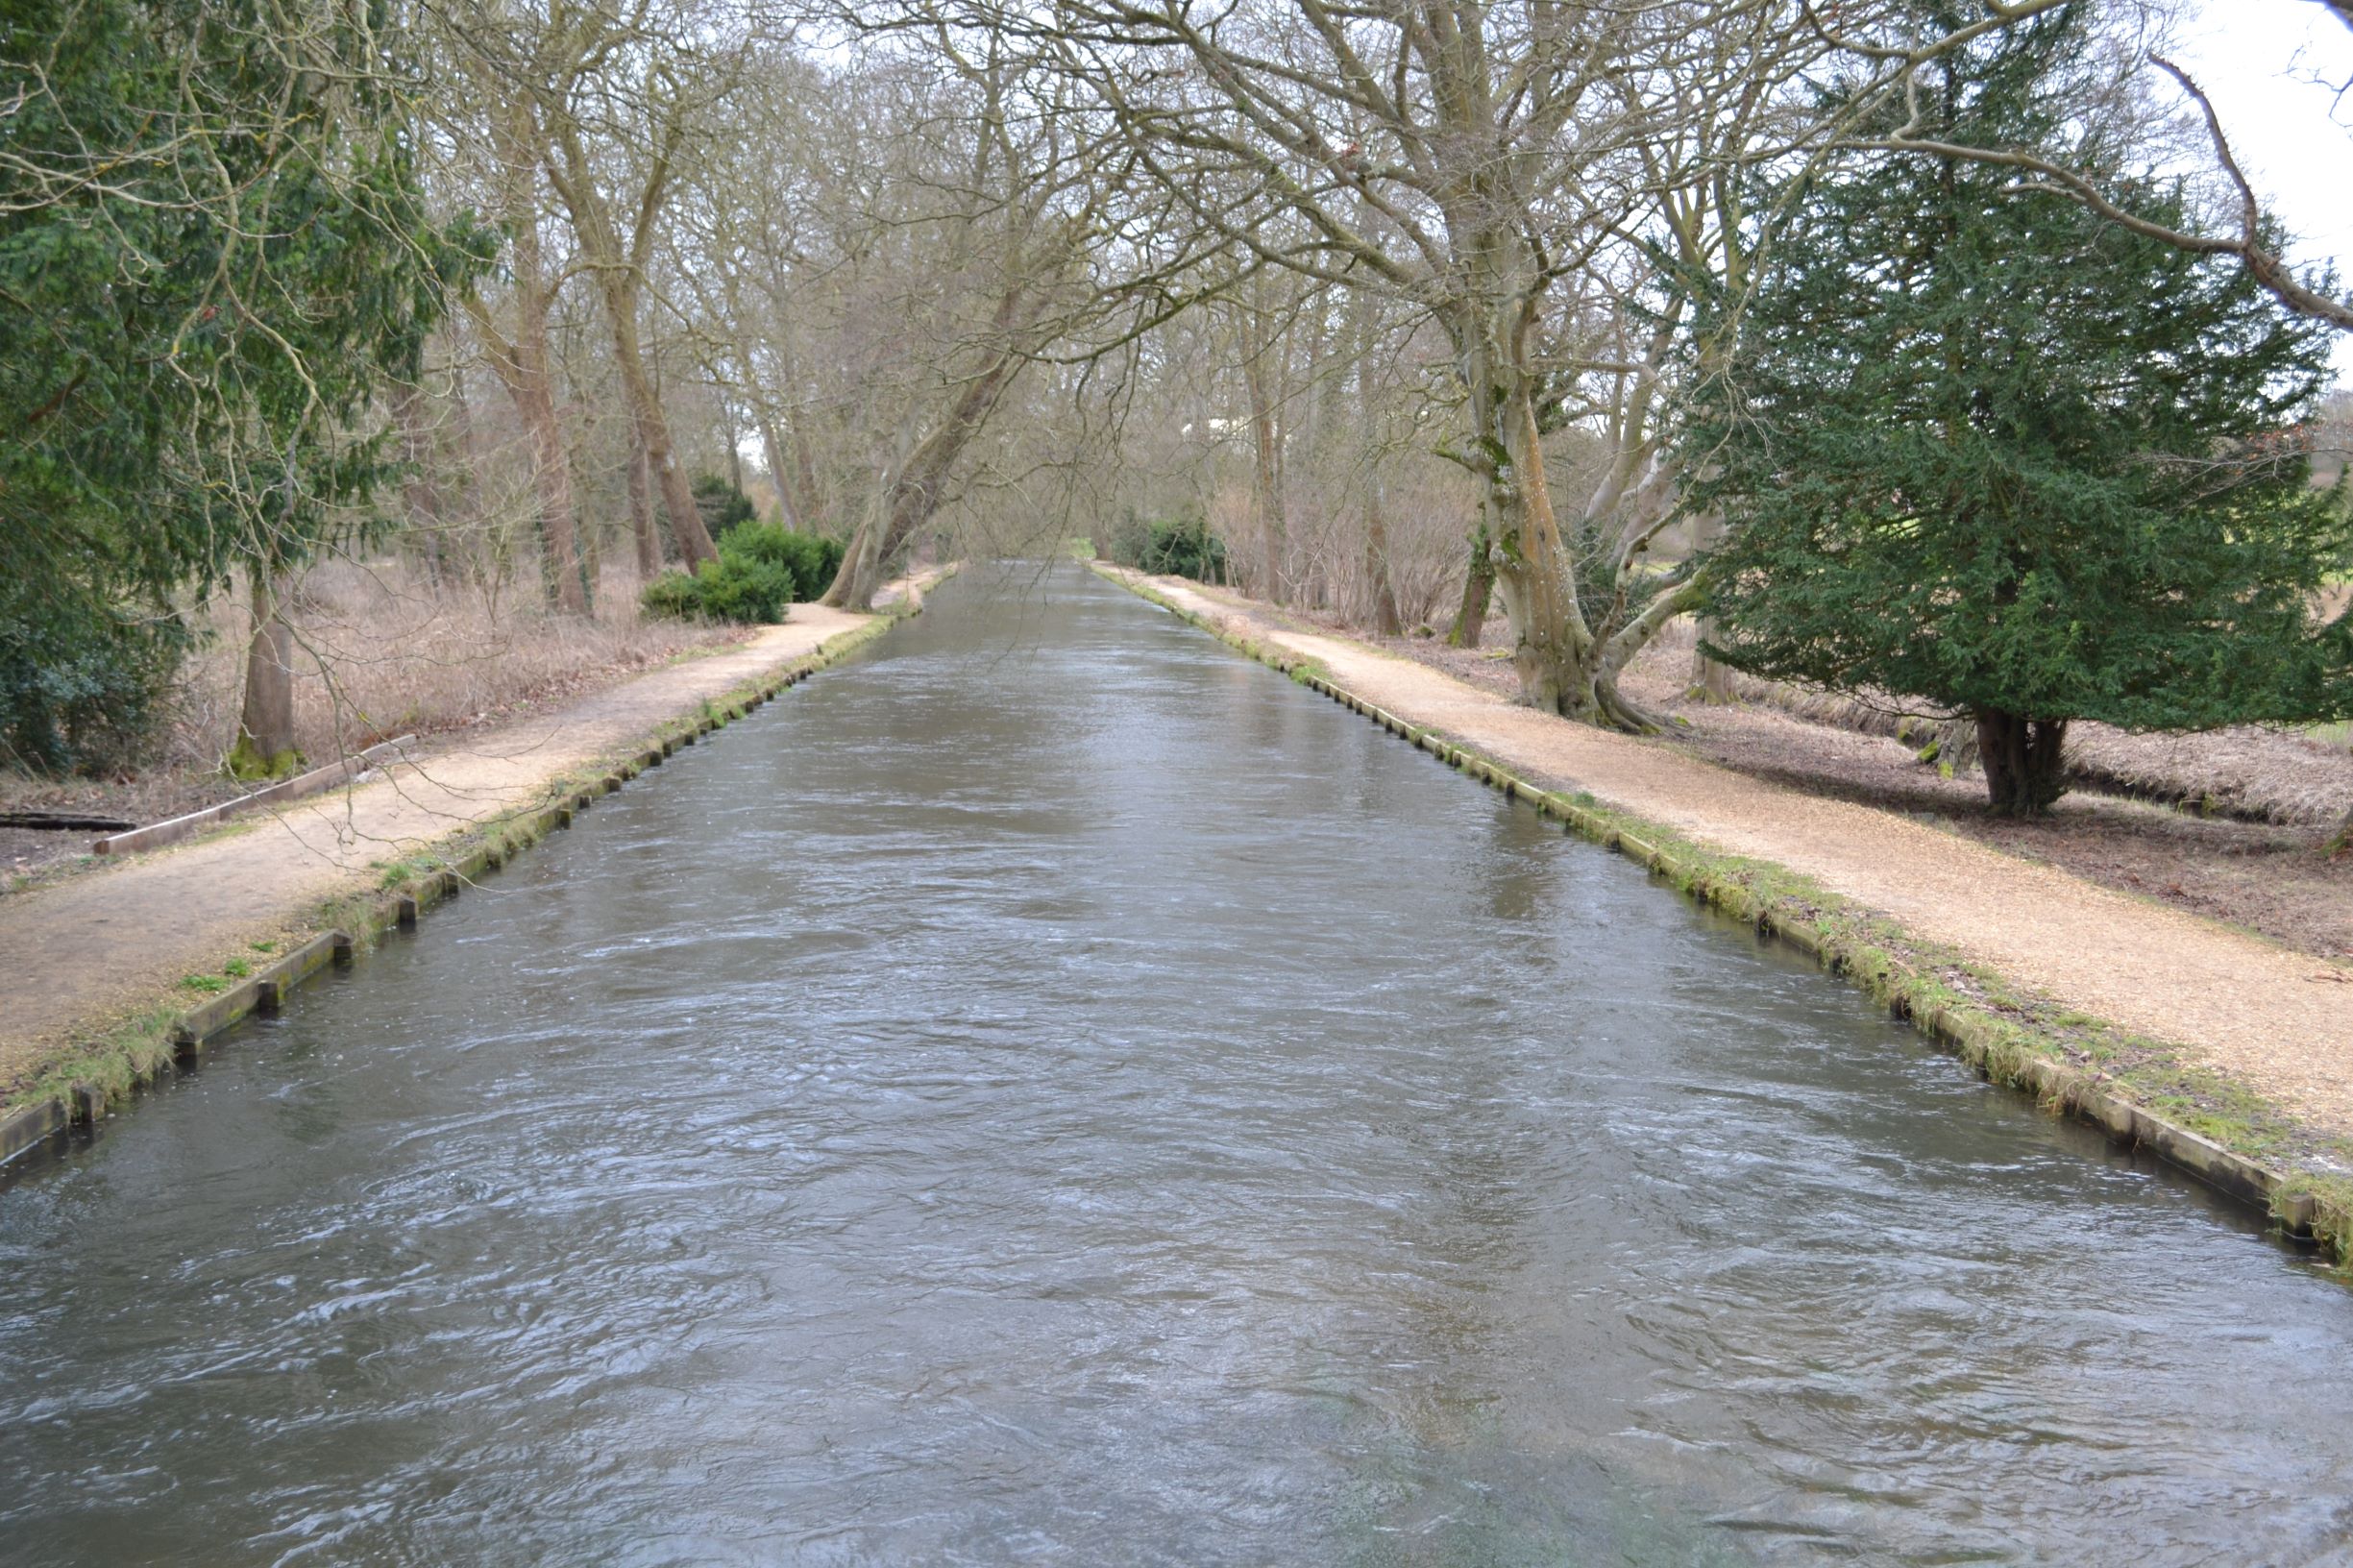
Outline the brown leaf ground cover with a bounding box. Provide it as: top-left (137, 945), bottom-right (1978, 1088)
top-left (1291, 606), bottom-right (2353, 962)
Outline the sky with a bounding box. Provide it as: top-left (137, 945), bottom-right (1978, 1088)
top-left (2171, 0), bottom-right (2353, 380)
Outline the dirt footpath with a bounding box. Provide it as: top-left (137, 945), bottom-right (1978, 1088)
top-left (0, 603), bottom-right (885, 1097)
top-left (1138, 575), bottom-right (2353, 1141)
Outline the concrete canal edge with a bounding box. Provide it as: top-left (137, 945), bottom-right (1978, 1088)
top-left (1091, 561), bottom-right (2353, 1269)
top-left (0, 581), bottom-right (945, 1175)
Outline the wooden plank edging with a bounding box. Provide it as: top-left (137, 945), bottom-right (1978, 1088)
top-left (93, 735), bottom-right (419, 858)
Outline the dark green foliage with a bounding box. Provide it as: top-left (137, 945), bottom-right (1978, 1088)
top-left (693, 475), bottom-right (759, 539)
top-left (1107, 508), bottom-right (1228, 582)
top-left (1685, 3), bottom-right (2351, 814)
top-left (641, 554), bottom-right (794, 626)
top-left (638, 571), bottom-right (715, 623)
top-left (1142, 516), bottom-right (1228, 582)
top-left (722, 524), bottom-right (846, 602)
top-left (0, 0), bottom-right (485, 770)
top-left (639, 526), bottom-right (845, 625)
top-left (0, 597), bottom-right (184, 772)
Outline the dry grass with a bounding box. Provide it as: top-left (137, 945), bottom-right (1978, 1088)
top-left (2, 553), bottom-right (744, 884)
top-left (166, 553), bottom-right (748, 771)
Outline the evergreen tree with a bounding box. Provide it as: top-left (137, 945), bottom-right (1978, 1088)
top-left (1684, 3), bottom-right (2352, 815)
top-left (0, 0), bottom-right (485, 772)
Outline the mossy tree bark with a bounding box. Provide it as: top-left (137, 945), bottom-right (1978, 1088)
top-left (230, 567), bottom-right (300, 779)
top-left (1446, 528), bottom-right (1495, 648)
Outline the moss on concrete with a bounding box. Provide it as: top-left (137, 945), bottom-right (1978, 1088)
top-left (1093, 560), bottom-right (2353, 1270)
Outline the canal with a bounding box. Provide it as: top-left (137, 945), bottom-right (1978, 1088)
top-left (2, 564), bottom-right (2348, 1564)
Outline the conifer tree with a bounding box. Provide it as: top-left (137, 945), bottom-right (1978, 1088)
top-left (1685, 3), bottom-right (2352, 815)
top-left (1, 0), bottom-right (484, 772)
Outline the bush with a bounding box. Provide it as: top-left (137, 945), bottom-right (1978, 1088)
top-left (1101, 507), bottom-right (1225, 581)
top-left (0, 592), bottom-right (185, 773)
top-left (638, 525), bottom-right (846, 625)
top-left (1138, 513), bottom-right (1227, 582)
top-left (639, 568), bottom-right (720, 622)
top-left (692, 474), bottom-right (758, 539)
top-left (719, 524), bottom-right (845, 602)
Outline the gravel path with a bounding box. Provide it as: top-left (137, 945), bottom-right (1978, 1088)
top-left (0, 604), bottom-right (883, 1096)
top-left (1140, 575), bottom-right (2353, 1139)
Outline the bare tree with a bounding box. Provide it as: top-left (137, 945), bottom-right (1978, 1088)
top-left (453, 85), bottom-right (594, 613)
top-left (979, 0), bottom-right (2064, 726)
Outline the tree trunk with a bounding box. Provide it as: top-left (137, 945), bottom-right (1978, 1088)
top-left (622, 319), bottom-right (720, 570)
top-left (1447, 529), bottom-right (1495, 647)
top-left (230, 567), bottom-right (300, 779)
top-left (1241, 338), bottom-right (1284, 604)
top-left (542, 110), bottom-right (719, 574)
top-left (792, 423), bottom-right (826, 534)
top-left (626, 420), bottom-right (661, 580)
top-left (394, 382), bottom-right (447, 593)
top-left (1364, 478), bottom-right (1402, 636)
top-left (821, 336), bottom-right (1027, 611)
top-left (755, 411), bottom-right (801, 530)
top-left (772, 336), bottom-right (827, 529)
top-left (1485, 387), bottom-right (1595, 718)
top-left (1684, 515), bottom-right (1733, 701)
top-left (1975, 709), bottom-right (2071, 816)
top-left (501, 268), bottom-right (588, 615)
top-left (522, 370), bottom-right (590, 615)
top-left (824, 508), bottom-right (888, 611)
top-left (1688, 616), bottom-right (1737, 702)
top-left (466, 97), bottom-right (587, 615)
top-left (1351, 277), bottom-right (1400, 636)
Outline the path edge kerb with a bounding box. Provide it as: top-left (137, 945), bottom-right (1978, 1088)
top-left (0, 576), bottom-right (948, 1174)
top-left (1091, 560), bottom-right (2353, 1267)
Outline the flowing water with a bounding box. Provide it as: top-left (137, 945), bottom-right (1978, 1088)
top-left (3, 564), bottom-right (2349, 1565)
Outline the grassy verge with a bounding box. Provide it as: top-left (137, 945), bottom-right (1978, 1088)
top-left (1095, 562), bottom-right (2353, 1269)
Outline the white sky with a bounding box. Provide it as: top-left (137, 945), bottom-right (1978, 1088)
top-left (2172, 0), bottom-right (2353, 380)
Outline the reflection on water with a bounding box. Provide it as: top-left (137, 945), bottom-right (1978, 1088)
top-left (2, 564), bottom-right (2347, 1565)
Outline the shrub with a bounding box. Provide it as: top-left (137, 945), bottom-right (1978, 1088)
top-left (1138, 514), bottom-right (1227, 582)
top-left (639, 568), bottom-right (716, 622)
top-left (692, 474), bottom-right (758, 539)
top-left (638, 525), bottom-right (845, 625)
top-left (719, 524), bottom-right (845, 602)
top-left (0, 591), bottom-right (185, 774)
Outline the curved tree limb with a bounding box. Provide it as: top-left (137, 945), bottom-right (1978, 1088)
top-left (1863, 53), bottom-right (2353, 333)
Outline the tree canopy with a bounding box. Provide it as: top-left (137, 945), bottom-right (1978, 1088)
top-left (0, 0), bottom-right (480, 768)
top-left (1684, 5), bottom-right (2352, 814)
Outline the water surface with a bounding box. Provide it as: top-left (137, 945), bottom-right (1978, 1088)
top-left (4, 564), bottom-right (2349, 1564)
